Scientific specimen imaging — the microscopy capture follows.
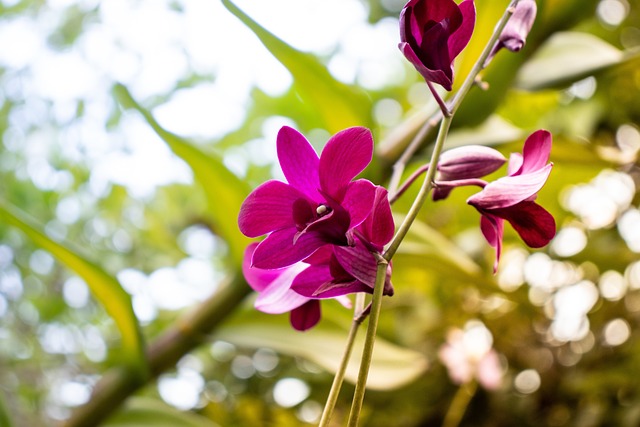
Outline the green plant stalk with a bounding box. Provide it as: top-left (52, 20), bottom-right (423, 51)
top-left (442, 381), bottom-right (478, 427)
top-left (342, 3), bottom-right (519, 425)
top-left (346, 256), bottom-right (388, 427)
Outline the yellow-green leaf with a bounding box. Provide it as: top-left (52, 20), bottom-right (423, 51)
top-left (0, 202), bottom-right (147, 375)
top-left (104, 398), bottom-right (219, 427)
top-left (114, 83), bottom-right (250, 266)
top-left (221, 0), bottom-right (371, 133)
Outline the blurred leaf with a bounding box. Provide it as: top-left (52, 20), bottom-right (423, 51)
top-left (0, 392), bottom-right (12, 427)
top-left (104, 398), bottom-right (218, 427)
top-left (0, 202), bottom-right (147, 375)
top-left (516, 32), bottom-right (629, 91)
top-left (216, 306), bottom-right (428, 390)
top-left (114, 83), bottom-right (250, 266)
top-left (444, 115), bottom-right (525, 149)
top-left (221, 0), bottom-right (372, 133)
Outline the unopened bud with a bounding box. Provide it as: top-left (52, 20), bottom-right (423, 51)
top-left (484, 0), bottom-right (537, 67)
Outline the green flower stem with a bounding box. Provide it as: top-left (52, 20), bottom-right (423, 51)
top-left (442, 381), bottom-right (478, 427)
top-left (346, 255), bottom-right (389, 427)
top-left (318, 307), bottom-right (366, 427)
top-left (341, 4), bottom-right (519, 426)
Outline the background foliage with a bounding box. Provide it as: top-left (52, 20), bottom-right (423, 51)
top-left (1, 0), bottom-right (640, 426)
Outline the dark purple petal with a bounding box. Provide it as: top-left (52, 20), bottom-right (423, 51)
top-left (252, 227), bottom-right (326, 269)
top-left (277, 126), bottom-right (322, 202)
top-left (333, 244), bottom-right (378, 288)
top-left (490, 201), bottom-right (556, 249)
top-left (319, 127), bottom-right (373, 201)
top-left (359, 186), bottom-right (394, 247)
top-left (467, 164), bottom-right (553, 210)
top-left (341, 179), bottom-right (376, 230)
top-left (399, 42), bottom-right (453, 90)
top-left (479, 214), bottom-right (504, 273)
top-left (242, 243), bottom-right (281, 292)
top-left (448, 0), bottom-right (476, 60)
top-left (238, 180), bottom-right (306, 237)
top-left (409, 0), bottom-right (461, 28)
top-left (519, 130), bottom-right (552, 175)
top-left (292, 265), bottom-right (370, 299)
top-left (419, 20), bottom-right (454, 84)
top-left (290, 300), bottom-right (321, 331)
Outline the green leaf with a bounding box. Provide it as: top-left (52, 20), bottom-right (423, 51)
top-left (215, 305), bottom-right (428, 390)
top-left (104, 398), bottom-right (219, 427)
top-left (444, 115), bottom-right (525, 149)
top-left (0, 202), bottom-right (147, 375)
top-left (114, 83), bottom-right (250, 266)
top-left (516, 32), bottom-right (628, 91)
top-left (221, 0), bottom-right (372, 133)
top-left (0, 391), bottom-right (12, 427)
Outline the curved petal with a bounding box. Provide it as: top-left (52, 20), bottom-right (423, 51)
top-left (341, 179), bottom-right (376, 231)
top-left (242, 243), bottom-right (282, 292)
top-left (520, 130), bottom-right (552, 174)
top-left (276, 126), bottom-right (322, 202)
top-left (448, 0), bottom-right (476, 60)
top-left (333, 244), bottom-right (378, 288)
top-left (507, 152), bottom-right (523, 176)
top-left (359, 186), bottom-right (394, 247)
top-left (318, 127), bottom-right (373, 200)
top-left (254, 263), bottom-right (310, 314)
top-left (252, 227), bottom-right (326, 269)
top-left (467, 163), bottom-right (553, 209)
top-left (411, 0), bottom-right (461, 28)
top-left (292, 265), bottom-right (370, 299)
top-left (491, 201), bottom-right (556, 249)
top-left (479, 213), bottom-right (504, 273)
top-left (238, 180), bottom-right (305, 237)
top-left (399, 42), bottom-right (453, 90)
top-left (290, 300), bottom-right (321, 331)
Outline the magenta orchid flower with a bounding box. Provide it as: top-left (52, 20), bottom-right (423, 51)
top-left (467, 130), bottom-right (556, 271)
top-left (399, 0), bottom-right (476, 91)
top-left (238, 126), bottom-right (377, 270)
top-left (433, 145), bottom-right (507, 201)
top-left (242, 243), bottom-right (351, 331)
top-left (292, 187), bottom-right (395, 299)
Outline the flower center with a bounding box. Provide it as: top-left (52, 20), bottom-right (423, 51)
top-left (316, 204), bottom-right (331, 217)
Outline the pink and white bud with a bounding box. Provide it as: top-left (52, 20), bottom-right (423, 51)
top-left (484, 0), bottom-right (537, 67)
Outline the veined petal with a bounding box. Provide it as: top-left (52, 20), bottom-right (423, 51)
top-left (333, 244), bottom-right (378, 288)
top-left (467, 163), bottom-right (553, 209)
top-left (341, 180), bottom-right (376, 230)
top-left (290, 300), bottom-right (321, 331)
top-left (238, 180), bottom-right (305, 237)
top-left (277, 126), bottom-right (322, 202)
top-left (507, 152), bottom-right (523, 176)
top-left (242, 243), bottom-right (282, 292)
top-left (479, 214), bottom-right (504, 273)
top-left (359, 186), bottom-right (394, 247)
top-left (448, 0), bottom-right (476, 60)
top-left (254, 263), bottom-right (310, 314)
top-left (490, 201), bottom-right (556, 248)
top-left (410, 0), bottom-right (461, 27)
top-left (292, 265), bottom-right (370, 299)
top-left (520, 130), bottom-right (552, 174)
top-left (399, 42), bottom-right (453, 90)
top-left (252, 227), bottom-right (326, 269)
top-left (319, 127), bottom-right (373, 200)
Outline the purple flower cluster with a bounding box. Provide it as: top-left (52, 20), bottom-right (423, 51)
top-left (238, 126), bottom-right (394, 331)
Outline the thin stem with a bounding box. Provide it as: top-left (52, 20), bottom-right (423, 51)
top-left (318, 312), bottom-right (366, 427)
top-left (389, 164), bottom-right (429, 205)
top-left (426, 81), bottom-right (451, 117)
top-left (442, 381), bottom-right (478, 427)
top-left (346, 256), bottom-right (389, 427)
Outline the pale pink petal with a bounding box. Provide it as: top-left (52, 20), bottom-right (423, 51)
top-left (254, 263), bottom-right (310, 314)
top-left (242, 243), bottom-right (281, 292)
top-left (318, 127), bottom-right (373, 200)
top-left (290, 300), bottom-right (321, 331)
top-left (238, 180), bottom-right (306, 237)
top-left (476, 350), bottom-right (503, 390)
top-left (507, 152), bottom-right (523, 176)
top-left (276, 126), bottom-right (322, 202)
top-left (252, 227), bottom-right (326, 269)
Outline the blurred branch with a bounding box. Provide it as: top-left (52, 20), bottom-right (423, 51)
top-left (63, 274), bottom-right (251, 427)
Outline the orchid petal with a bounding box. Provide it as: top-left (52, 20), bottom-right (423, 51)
top-left (467, 164), bottom-right (553, 209)
top-left (253, 263), bottom-right (310, 314)
top-left (491, 201), bottom-right (556, 248)
top-left (277, 126), bottom-right (321, 202)
top-left (507, 152), bottom-right (523, 176)
top-left (333, 244), bottom-right (378, 288)
top-left (480, 214), bottom-right (504, 273)
top-left (319, 127), bottom-right (373, 200)
top-left (290, 300), bottom-right (321, 331)
top-left (341, 179), bottom-right (376, 230)
top-left (448, 0), bottom-right (476, 60)
top-left (359, 186), bottom-right (394, 247)
top-left (292, 265), bottom-right (370, 299)
top-left (252, 227), bottom-right (325, 269)
top-left (399, 42), bottom-right (452, 90)
top-left (238, 180), bottom-right (305, 237)
top-left (242, 243), bottom-right (282, 292)
top-left (520, 130), bottom-right (552, 174)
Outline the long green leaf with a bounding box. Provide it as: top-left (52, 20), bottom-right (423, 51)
top-left (104, 398), bottom-right (219, 427)
top-left (215, 306), bottom-right (428, 391)
top-left (0, 391), bottom-right (12, 427)
top-left (0, 202), bottom-right (147, 375)
top-left (114, 84), bottom-right (250, 266)
top-left (221, 0), bottom-right (371, 133)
